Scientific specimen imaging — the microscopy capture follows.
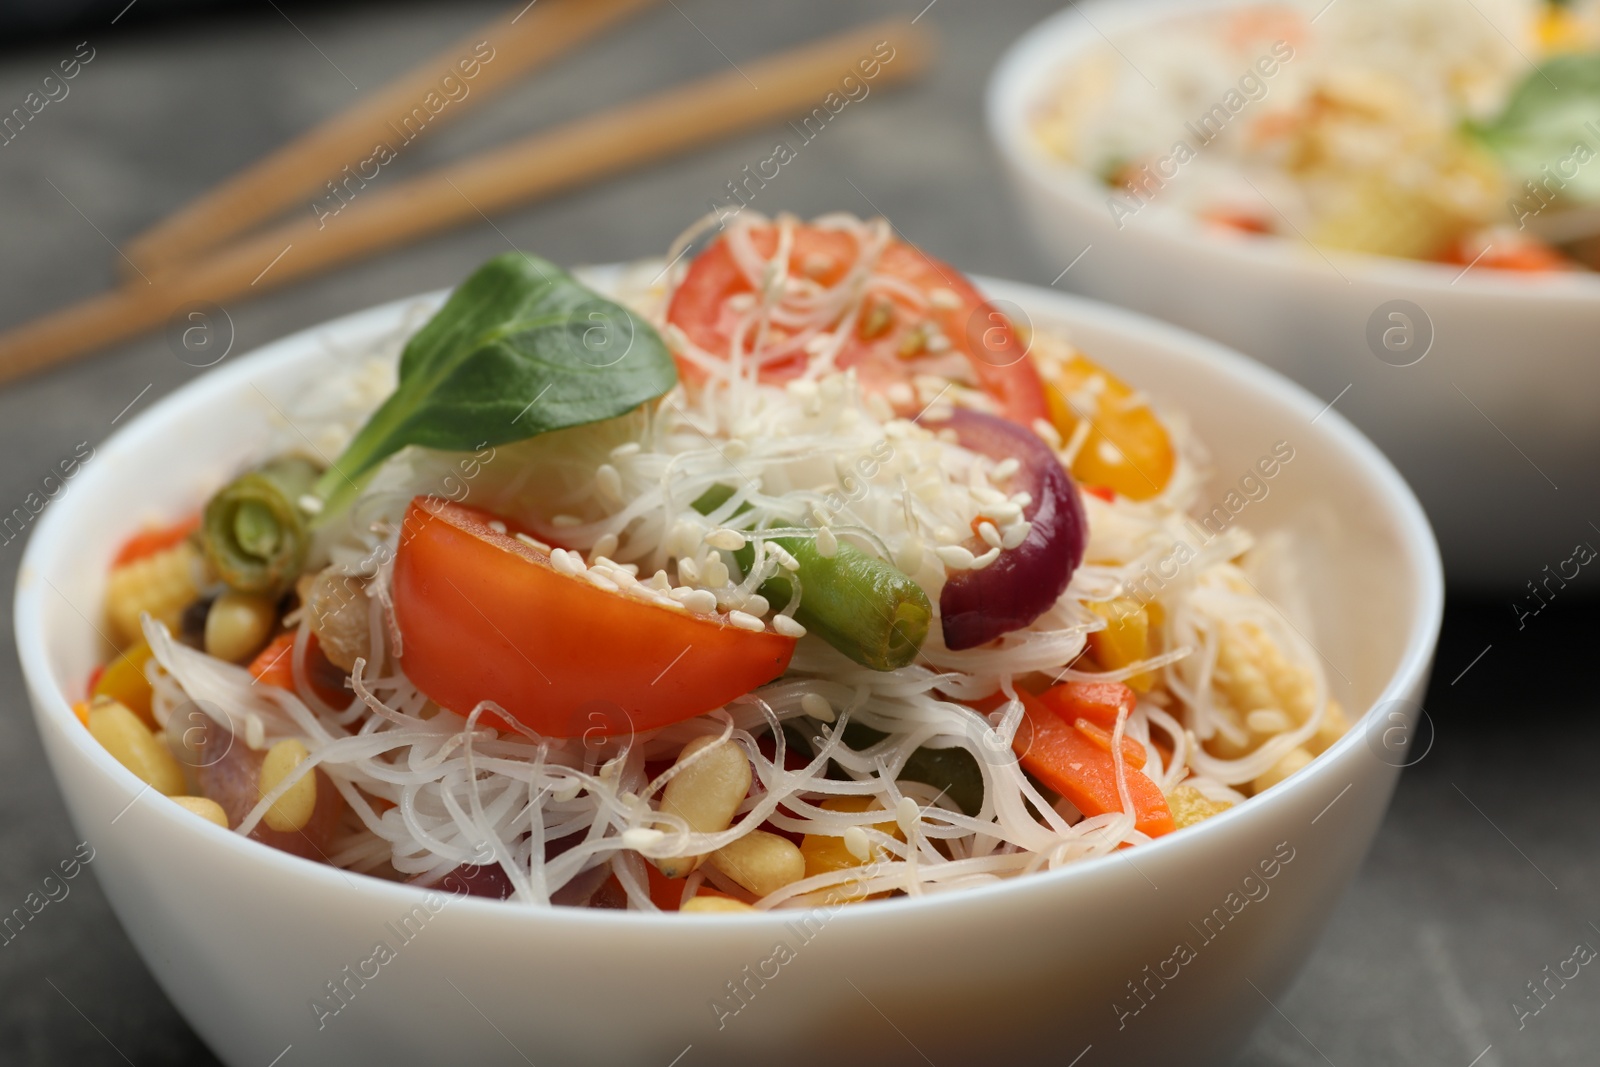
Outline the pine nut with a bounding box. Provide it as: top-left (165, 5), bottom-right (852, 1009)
top-left (87, 697), bottom-right (185, 796)
top-left (171, 795), bottom-right (229, 828)
top-left (203, 591), bottom-right (277, 664)
top-left (259, 738), bottom-right (317, 832)
top-left (655, 736), bottom-right (750, 878)
top-left (681, 895), bottom-right (755, 914)
top-left (710, 830), bottom-right (806, 898)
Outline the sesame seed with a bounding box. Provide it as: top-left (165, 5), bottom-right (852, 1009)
top-left (800, 692), bottom-right (834, 721)
top-left (648, 570), bottom-right (672, 591)
top-left (682, 589), bottom-right (718, 614)
top-left (972, 486), bottom-right (1007, 506)
top-left (977, 521), bottom-right (1002, 550)
top-left (515, 532), bottom-right (552, 552)
top-left (929, 287), bottom-right (961, 309)
top-left (705, 559), bottom-right (730, 587)
top-left (297, 494), bottom-right (324, 515)
top-left (728, 610), bottom-right (765, 632)
top-left (552, 514), bottom-right (582, 528)
top-left (742, 594), bottom-right (770, 617)
top-left (886, 382), bottom-right (915, 408)
top-left (610, 442), bottom-right (642, 458)
top-left (1032, 419), bottom-right (1063, 449)
top-left (584, 571), bottom-right (620, 593)
top-left (767, 544), bottom-right (800, 571)
top-left (773, 615), bottom-right (806, 639)
top-left (705, 528), bottom-right (747, 551)
top-left (983, 501), bottom-right (1023, 524)
top-left (1001, 522), bottom-right (1031, 550)
top-left (992, 457), bottom-right (1020, 480)
top-left (895, 796), bottom-right (921, 833)
top-left (815, 526), bottom-right (838, 558)
top-left (924, 332), bottom-right (951, 353)
top-left (935, 545), bottom-right (977, 569)
top-left (933, 525), bottom-right (960, 545)
top-left (1011, 492), bottom-right (1033, 509)
top-left (551, 549), bottom-right (584, 576)
top-left (787, 379), bottom-right (819, 401)
top-left (971, 547), bottom-right (1001, 568)
top-left (592, 532), bottom-right (619, 559)
top-left (843, 826), bottom-right (871, 862)
top-left (621, 828), bottom-right (664, 850)
top-left (487, 520), bottom-right (508, 534)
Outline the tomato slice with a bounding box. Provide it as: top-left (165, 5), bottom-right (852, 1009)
top-left (391, 497), bottom-right (794, 737)
top-left (666, 222), bottom-right (1050, 426)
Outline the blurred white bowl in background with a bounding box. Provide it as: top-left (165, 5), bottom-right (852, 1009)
top-left (17, 270), bottom-right (1442, 1066)
top-left (988, 0), bottom-right (1600, 589)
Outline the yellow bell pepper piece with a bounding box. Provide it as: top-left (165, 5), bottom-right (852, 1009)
top-left (92, 639), bottom-right (156, 729)
top-left (1044, 354), bottom-right (1174, 500)
top-left (1085, 598), bottom-right (1155, 692)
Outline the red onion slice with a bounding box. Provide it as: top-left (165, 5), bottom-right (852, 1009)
top-left (933, 408), bottom-right (1087, 650)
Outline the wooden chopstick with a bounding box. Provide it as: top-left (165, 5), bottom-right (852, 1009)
top-left (124, 0), bottom-right (659, 272)
top-left (0, 19), bottom-right (930, 385)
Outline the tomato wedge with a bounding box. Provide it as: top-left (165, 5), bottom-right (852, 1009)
top-left (666, 222), bottom-right (1050, 427)
top-left (391, 498), bottom-right (794, 737)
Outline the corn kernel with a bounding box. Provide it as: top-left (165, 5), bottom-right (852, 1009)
top-left (106, 541), bottom-right (201, 646)
top-left (681, 895), bottom-right (756, 914)
top-left (259, 738), bottom-right (317, 832)
top-left (87, 697), bottom-right (185, 795)
top-left (170, 795), bottom-right (229, 828)
top-left (1168, 784), bottom-right (1232, 829)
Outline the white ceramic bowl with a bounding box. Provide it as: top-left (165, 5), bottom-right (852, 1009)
top-left (17, 271), bottom-right (1442, 1067)
top-left (988, 0), bottom-right (1600, 588)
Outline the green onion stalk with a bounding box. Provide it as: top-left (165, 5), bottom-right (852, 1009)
top-left (202, 456), bottom-right (322, 597)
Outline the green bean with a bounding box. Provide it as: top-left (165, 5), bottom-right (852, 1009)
top-left (202, 456), bottom-right (321, 597)
top-left (833, 721), bottom-right (985, 817)
top-left (692, 486), bottom-right (929, 671)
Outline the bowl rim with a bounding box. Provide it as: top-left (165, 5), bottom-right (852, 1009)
top-left (985, 0), bottom-right (1600, 300)
top-left (15, 272), bottom-right (1445, 929)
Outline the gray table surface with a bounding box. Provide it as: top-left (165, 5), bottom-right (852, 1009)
top-left (1, 1), bottom-right (1595, 1063)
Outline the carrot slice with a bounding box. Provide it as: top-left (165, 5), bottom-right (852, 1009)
top-left (1036, 680), bottom-right (1137, 731)
top-left (995, 688), bottom-right (1174, 837)
top-left (112, 514), bottom-right (200, 568)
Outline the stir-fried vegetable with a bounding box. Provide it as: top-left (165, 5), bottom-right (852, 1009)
top-left (932, 408), bottom-right (1086, 650)
top-left (391, 498), bottom-right (795, 736)
top-left (202, 456), bottom-right (320, 597)
top-left (312, 253), bottom-right (677, 517)
top-left (692, 485), bottom-right (930, 671)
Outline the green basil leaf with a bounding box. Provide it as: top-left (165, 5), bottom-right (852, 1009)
top-left (1468, 53), bottom-right (1600, 202)
top-left (313, 252), bottom-right (676, 517)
